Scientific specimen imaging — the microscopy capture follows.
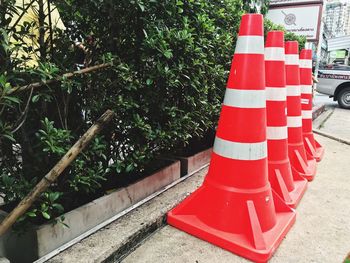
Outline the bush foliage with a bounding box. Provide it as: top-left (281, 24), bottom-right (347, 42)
top-left (0, 0), bottom-right (305, 229)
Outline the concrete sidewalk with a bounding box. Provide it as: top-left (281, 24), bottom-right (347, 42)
top-left (316, 107), bottom-right (350, 142)
top-left (122, 135), bottom-right (350, 263)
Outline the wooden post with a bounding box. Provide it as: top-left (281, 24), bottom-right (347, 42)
top-left (0, 110), bottom-right (115, 236)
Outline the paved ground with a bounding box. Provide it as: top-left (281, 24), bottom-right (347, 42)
top-left (313, 92), bottom-right (338, 108)
top-left (313, 91), bottom-right (350, 140)
top-left (317, 107), bottom-right (350, 141)
top-left (45, 96), bottom-right (350, 263)
top-left (122, 135), bottom-right (350, 263)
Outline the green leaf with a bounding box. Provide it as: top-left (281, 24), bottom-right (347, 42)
top-left (137, 2), bottom-right (145, 12)
top-left (42, 211), bottom-right (51, 220)
top-left (163, 50), bottom-right (173, 59)
top-left (2, 174), bottom-right (15, 186)
top-left (27, 211), bottom-right (37, 217)
top-left (49, 192), bottom-right (60, 202)
top-left (146, 79), bottom-right (153, 86)
top-left (3, 96), bottom-right (20, 104)
top-left (3, 134), bottom-right (16, 142)
top-left (52, 203), bottom-right (64, 212)
top-left (32, 94), bottom-right (40, 103)
top-left (126, 163), bottom-right (134, 173)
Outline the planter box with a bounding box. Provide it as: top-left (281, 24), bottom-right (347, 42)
top-left (0, 161), bottom-right (180, 263)
top-left (176, 148), bottom-right (212, 176)
top-left (312, 104), bottom-right (326, 120)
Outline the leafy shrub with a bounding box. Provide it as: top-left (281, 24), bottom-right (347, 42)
top-left (264, 19), bottom-right (307, 50)
top-left (0, 0), bottom-right (304, 230)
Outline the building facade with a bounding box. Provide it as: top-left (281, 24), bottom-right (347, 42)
top-left (324, 0), bottom-right (350, 38)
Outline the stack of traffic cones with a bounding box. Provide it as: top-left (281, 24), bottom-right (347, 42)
top-left (285, 41), bottom-right (317, 181)
top-left (167, 13), bottom-right (324, 263)
top-left (300, 49), bottom-right (325, 162)
top-left (265, 32), bottom-right (308, 208)
top-left (168, 14), bottom-right (296, 263)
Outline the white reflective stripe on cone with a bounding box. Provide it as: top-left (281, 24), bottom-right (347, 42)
top-left (223, 88), bottom-right (266, 108)
top-left (299, 59), bottom-right (312, 69)
top-left (302, 110), bottom-right (313, 119)
top-left (266, 87), bottom-right (286, 101)
top-left (286, 85), bottom-right (301, 96)
top-left (265, 47), bottom-right (285, 61)
top-left (301, 98), bottom-right (309, 105)
top-left (301, 85), bottom-right (312, 94)
top-left (267, 126), bottom-right (288, 140)
top-left (287, 116), bottom-right (302, 127)
top-left (213, 136), bottom-right (267, 160)
top-left (285, 54), bottom-right (299, 65)
top-left (235, 36), bottom-right (264, 54)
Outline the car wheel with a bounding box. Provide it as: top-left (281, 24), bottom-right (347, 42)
top-left (338, 87), bottom-right (350, 109)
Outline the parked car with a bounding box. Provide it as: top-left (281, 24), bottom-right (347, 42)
top-left (317, 66), bottom-right (350, 109)
top-left (321, 63), bottom-right (350, 71)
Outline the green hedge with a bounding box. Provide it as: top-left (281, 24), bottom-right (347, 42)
top-left (0, 0), bottom-right (304, 229)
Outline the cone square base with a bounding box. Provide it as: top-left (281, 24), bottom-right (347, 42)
top-left (289, 145), bottom-right (317, 182)
top-left (269, 163), bottom-right (308, 209)
top-left (292, 158), bottom-right (316, 181)
top-left (308, 139), bottom-right (325, 162)
top-left (314, 145), bottom-right (325, 162)
top-left (287, 171), bottom-right (308, 208)
top-left (303, 136), bottom-right (325, 162)
top-left (167, 186), bottom-right (296, 263)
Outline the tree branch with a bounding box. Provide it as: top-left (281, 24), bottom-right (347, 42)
top-left (8, 62), bottom-right (112, 95)
top-left (0, 109), bottom-right (115, 236)
top-left (9, 0), bottom-right (37, 32)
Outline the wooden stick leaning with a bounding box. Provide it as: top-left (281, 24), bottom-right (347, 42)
top-left (8, 62), bottom-right (112, 95)
top-left (0, 109), bottom-right (115, 236)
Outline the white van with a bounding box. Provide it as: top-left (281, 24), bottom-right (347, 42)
top-left (317, 65), bottom-right (350, 109)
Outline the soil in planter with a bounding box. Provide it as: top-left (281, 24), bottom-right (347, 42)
top-left (101, 159), bottom-right (173, 192)
top-left (1, 159), bottom-right (173, 227)
top-left (173, 131), bottom-right (215, 157)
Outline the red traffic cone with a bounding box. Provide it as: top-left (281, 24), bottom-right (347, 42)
top-left (265, 31), bottom-right (307, 208)
top-left (285, 41), bottom-right (317, 181)
top-left (300, 49), bottom-right (325, 162)
top-left (167, 14), bottom-right (295, 263)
